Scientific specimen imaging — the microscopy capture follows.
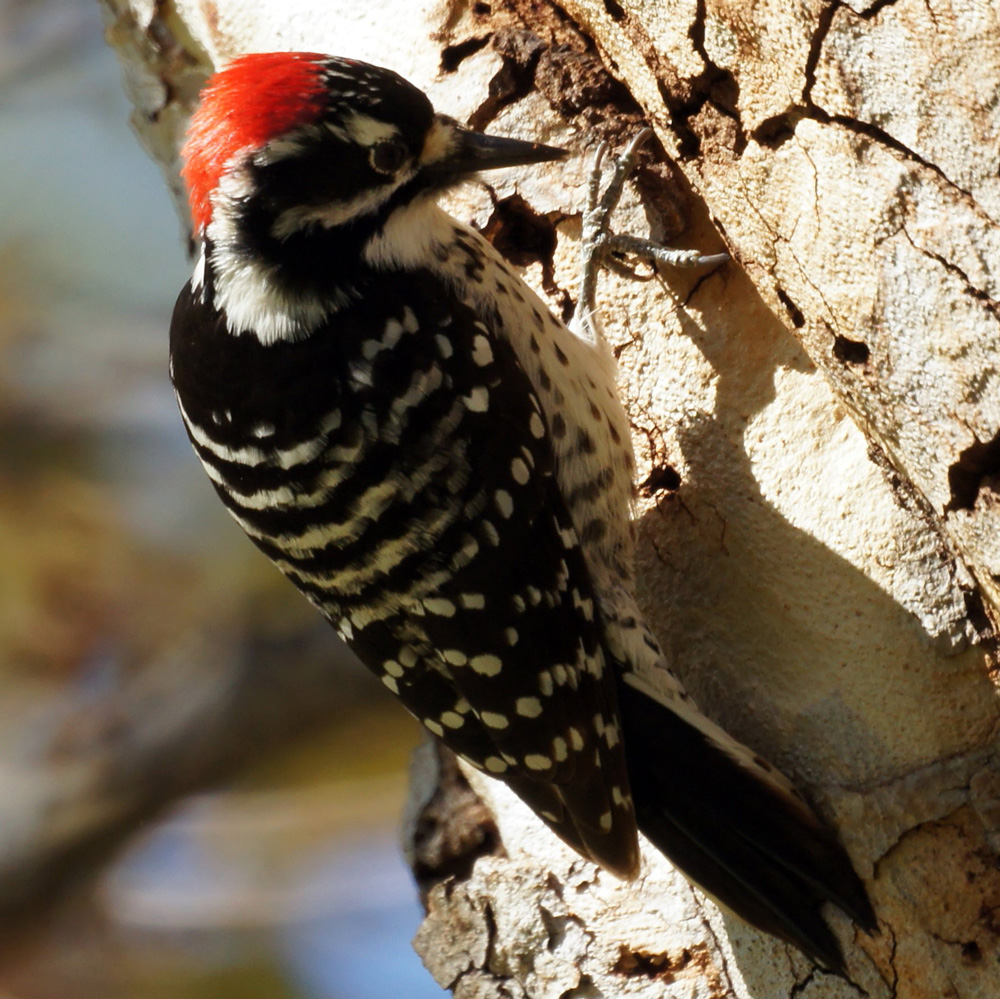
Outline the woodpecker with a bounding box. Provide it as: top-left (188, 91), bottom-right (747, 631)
top-left (170, 51), bottom-right (876, 970)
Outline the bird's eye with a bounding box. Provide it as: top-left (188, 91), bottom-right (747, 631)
top-left (370, 140), bottom-right (408, 175)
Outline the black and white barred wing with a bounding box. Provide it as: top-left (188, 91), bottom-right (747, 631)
top-left (339, 304), bottom-right (640, 878)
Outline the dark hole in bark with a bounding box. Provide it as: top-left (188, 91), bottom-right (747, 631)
top-left (945, 430), bottom-right (1000, 512)
top-left (832, 335), bottom-right (870, 364)
top-left (962, 941), bottom-right (983, 963)
top-left (640, 465), bottom-right (681, 496)
top-left (481, 194), bottom-right (558, 269)
top-left (441, 35), bottom-right (491, 74)
top-left (603, 0), bottom-right (626, 21)
top-left (752, 110), bottom-right (804, 148)
top-left (776, 287), bottom-right (805, 329)
top-left (614, 945), bottom-right (690, 979)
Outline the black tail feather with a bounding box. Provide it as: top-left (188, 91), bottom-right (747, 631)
top-left (618, 678), bottom-right (876, 971)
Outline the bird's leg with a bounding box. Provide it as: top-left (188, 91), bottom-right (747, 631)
top-left (576, 128), bottom-right (729, 343)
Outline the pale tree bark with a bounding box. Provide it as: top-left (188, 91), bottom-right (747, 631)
top-left (99, 1), bottom-right (1000, 997)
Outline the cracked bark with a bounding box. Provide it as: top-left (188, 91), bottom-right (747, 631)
top-left (98, 0), bottom-right (1000, 997)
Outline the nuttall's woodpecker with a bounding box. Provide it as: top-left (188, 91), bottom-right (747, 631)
top-left (169, 52), bottom-right (876, 970)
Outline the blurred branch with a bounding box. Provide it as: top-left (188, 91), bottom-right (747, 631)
top-left (0, 616), bottom-right (372, 960)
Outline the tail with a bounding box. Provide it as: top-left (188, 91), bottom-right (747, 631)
top-left (618, 673), bottom-right (877, 973)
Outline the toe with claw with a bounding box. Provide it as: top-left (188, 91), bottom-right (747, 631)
top-left (577, 129), bottom-right (728, 340)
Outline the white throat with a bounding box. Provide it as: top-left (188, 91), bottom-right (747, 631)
top-left (362, 199), bottom-right (453, 273)
top-left (200, 173), bottom-right (448, 344)
top-left (205, 237), bottom-right (355, 344)
top-left (200, 165), bottom-right (356, 344)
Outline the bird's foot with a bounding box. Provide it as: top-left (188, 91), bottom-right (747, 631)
top-left (577, 129), bottom-right (728, 339)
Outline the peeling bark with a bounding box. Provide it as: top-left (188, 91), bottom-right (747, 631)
top-left (98, 1), bottom-right (1000, 996)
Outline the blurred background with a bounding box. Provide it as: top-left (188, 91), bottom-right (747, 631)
top-left (0, 2), bottom-right (443, 996)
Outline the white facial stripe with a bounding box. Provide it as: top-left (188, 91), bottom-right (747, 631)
top-left (420, 118), bottom-right (454, 168)
top-left (324, 120), bottom-right (349, 141)
top-left (271, 182), bottom-right (399, 239)
top-left (345, 112), bottom-right (401, 146)
top-left (254, 134), bottom-right (308, 166)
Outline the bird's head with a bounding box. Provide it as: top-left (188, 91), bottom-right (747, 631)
top-left (182, 52), bottom-right (565, 264)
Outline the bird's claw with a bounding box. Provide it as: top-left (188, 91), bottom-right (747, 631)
top-left (577, 129), bottom-right (727, 338)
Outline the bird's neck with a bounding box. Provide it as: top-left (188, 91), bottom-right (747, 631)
top-left (199, 198), bottom-right (462, 345)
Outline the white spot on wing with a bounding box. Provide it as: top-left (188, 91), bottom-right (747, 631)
top-left (510, 458), bottom-right (530, 485)
top-left (481, 711), bottom-right (509, 729)
top-left (494, 490), bottom-right (514, 519)
top-left (471, 335), bottom-right (494, 367)
top-left (465, 386), bottom-right (489, 412)
top-left (469, 654), bottom-right (502, 676)
top-left (424, 597), bottom-right (457, 617)
top-left (515, 697), bottom-right (542, 718)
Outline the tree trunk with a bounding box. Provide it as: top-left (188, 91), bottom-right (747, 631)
top-left (101, 1), bottom-right (1000, 996)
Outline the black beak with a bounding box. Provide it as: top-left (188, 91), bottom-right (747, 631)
top-left (426, 122), bottom-right (567, 181)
